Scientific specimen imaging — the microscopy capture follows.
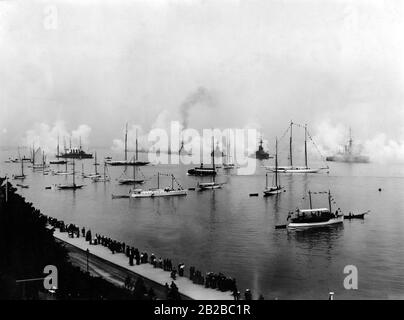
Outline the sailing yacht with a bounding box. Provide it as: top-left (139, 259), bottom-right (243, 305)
top-left (92, 161), bottom-right (110, 182)
top-left (223, 130), bottom-right (239, 170)
top-left (83, 152), bottom-right (101, 178)
top-left (118, 159), bottom-right (145, 185)
top-left (50, 135), bottom-right (67, 164)
top-left (286, 191), bottom-right (343, 228)
top-left (197, 136), bottom-right (223, 190)
top-left (57, 159), bottom-right (83, 190)
top-left (107, 126), bottom-right (149, 166)
top-left (263, 138), bottom-right (283, 196)
top-left (131, 173), bottom-right (187, 198)
top-left (272, 121), bottom-right (327, 173)
top-left (13, 149), bottom-right (27, 180)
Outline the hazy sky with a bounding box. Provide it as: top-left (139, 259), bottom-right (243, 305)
top-left (1, 0), bottom-right (404, 160)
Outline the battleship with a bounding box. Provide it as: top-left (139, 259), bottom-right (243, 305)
top-left (253, 138), bottom-right (272, 160)
top-left (326, 129), bottom-right (369, 163)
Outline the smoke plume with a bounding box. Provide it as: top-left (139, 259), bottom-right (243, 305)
top-left (180, 87), bottom-right (216, 129)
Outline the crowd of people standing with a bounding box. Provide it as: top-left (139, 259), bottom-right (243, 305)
top-left (46, 216), bottom-right (259, 300)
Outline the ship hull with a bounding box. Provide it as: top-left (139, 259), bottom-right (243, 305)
top-left (131, 189), bottom-right (187, 198)
top-left (287, 216), bottom-right (343, 229)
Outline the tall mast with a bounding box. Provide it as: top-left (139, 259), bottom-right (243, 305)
top-left (32, 143), bottom-right (35, 165)
top-left (309, 190), bottom-right (312, 209)
top-left (57, 135), bottom-right (60, 157)
top-left (348, 127), bottom-right (353, 152)
top-left (94, 152), bottom-right (98, 175)
top-left (124, 123), bottom-right (128, 161)
top-left (289, 121), bottom-right (293, 167)
top-left (104, 162), bottom-right (107, 180)
top-left (275, 137), bottom-right (278, 187)
top-left (212, 135), bottom-right (215, 171)
top-left (133, 158), bottom-right (136, 183)
top-left (171, 174), bottom-right (174, 190)
top-left (135, 128), bottom-right (139, 161)
top-left (157, 172), bottom-right (160, 189)
top-left (328, 190), bottom-right (332, 212)
top-left (265, 172), bottom-right (268, 189)
top-left (304, 124), bottom-right (308, 169)
top-left (72, 159), bottom-right (76, 186)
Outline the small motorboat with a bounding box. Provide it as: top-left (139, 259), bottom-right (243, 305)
top-left (344, 211), bottom-right (370, 220)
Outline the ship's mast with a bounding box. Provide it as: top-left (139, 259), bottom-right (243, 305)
top-left (72, 158), bottom-right (76, 186)
top-left (275, 137), bottom-right (278, 187)
top-left (289, 121), bottom-right (293, 167)
top-left (57, 135), bottom-right (60, 158)
top-left (124, 123), bottom-right (128, 161)
top-left (135, 128), bottom-right (139, 161)
top-left (328, 190), bottom-right (332, 213)
top-left (308, 190), bottom-right (312, 209)
top-left (348, 127), bottom-right (353, 153)
top-left (94, 152), bottom-right (98, 175)
top-left (265, 172), bottom-right (268, 189)
top-left (212, 135), bottom-right (215, 171)
top-left (304, 124), bottom-right (308, 169)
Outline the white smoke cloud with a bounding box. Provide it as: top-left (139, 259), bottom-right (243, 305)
top-left (312, 120), bottom-right (404, 163)
top-left (22, 121), bottom-right (92, 154)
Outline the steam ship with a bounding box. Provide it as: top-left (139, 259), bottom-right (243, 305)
top-left (326, 129), bottom-right (369, 163)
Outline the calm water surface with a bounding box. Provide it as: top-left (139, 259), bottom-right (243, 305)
top-left (1, 147), bottom-right (404, 299)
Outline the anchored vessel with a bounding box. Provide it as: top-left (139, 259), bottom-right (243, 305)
top-left (131, 173), bottom-right (187, 198)
top-left (118, 158), bottom-right (145, 185)
top-left (254, 137), bottom-right (272, 160)
top-left (107, 125), bottom-right (149, 166)
top-left (326, 128), bottom-right (370, 163)
top-left (83, 152), bottom-right (101, 179)
top-left (57, 159), bottom-right (83, 190)
top-left (91, 161), bottom-right (110, 182)
top-left (272, 121), bottom-right (327, 173)
top-left (188, 136), bottom-right (217, 176)
top-left (263, 138), bottom-right (283, 196)
top-left (13, 148), bottom-right (27, 180)
top-left (50, 136), bottom-right (68, 164)
top-left (286, 190), bottom-right (343, 228)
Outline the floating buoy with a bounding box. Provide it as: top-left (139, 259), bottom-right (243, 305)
top-left (249, 193), bottom-right (259, 197)
top-left (378, 188), bottom-right (382, 192)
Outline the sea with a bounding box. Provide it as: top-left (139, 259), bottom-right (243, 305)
top-left (1, 146), bottom-right (404, 300)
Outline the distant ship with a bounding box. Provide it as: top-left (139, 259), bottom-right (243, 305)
top-left (58, 147), bottom-right (93, 159)
top-left (326, 129), bottom-right (369, 163)
top-left (253, 138), bottom-right (271, 160)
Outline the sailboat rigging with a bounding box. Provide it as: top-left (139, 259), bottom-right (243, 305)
top-left (197, 136), bottom-right (224, 190)
top-left (57, 159), bottom-right (83, 190)
top-left (270, 121), bottom-right (328, 173)
top-left (131, 172), bottom-right (187, 198)
top-left (263, 138), bottom-right (283, 196)
top-left (13, 148), bottom-right (27, 180)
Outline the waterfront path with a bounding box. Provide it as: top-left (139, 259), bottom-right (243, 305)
top-left (53, 229), bottom-right (233, 300)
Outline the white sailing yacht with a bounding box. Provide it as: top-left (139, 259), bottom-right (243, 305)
top-left (263, 138), bottom-right (283, 196)
top-left (272, 121), bottom-right (327, 173)
top-left (131, 173), bottom-right (187, 198)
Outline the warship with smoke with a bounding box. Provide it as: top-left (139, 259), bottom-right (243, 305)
top-left (326, 129), bottom-right (369, 163)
